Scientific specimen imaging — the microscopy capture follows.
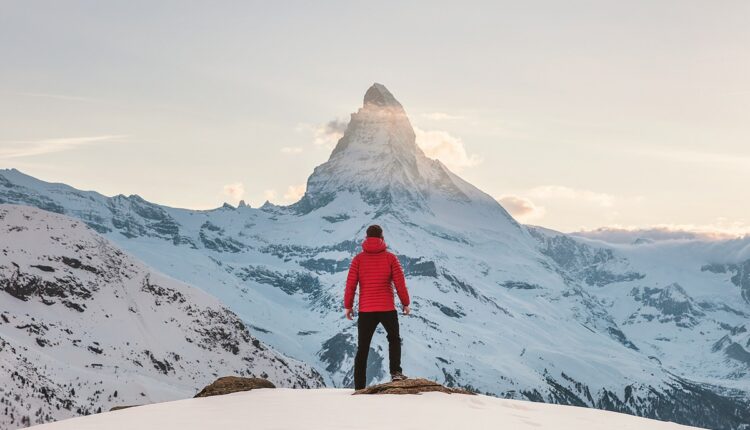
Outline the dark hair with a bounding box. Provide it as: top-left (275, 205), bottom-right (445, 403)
top-left (366, 224), bottom-right (383, 238)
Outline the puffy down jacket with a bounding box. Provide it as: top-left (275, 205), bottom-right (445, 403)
top-left (344, 237), bottom-right (410, 312)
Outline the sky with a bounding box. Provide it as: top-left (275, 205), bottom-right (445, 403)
top-left (1, 1), bottom-right (749, 236)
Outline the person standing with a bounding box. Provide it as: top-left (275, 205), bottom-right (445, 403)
top-left (344, 224), bottom-right (411, 390)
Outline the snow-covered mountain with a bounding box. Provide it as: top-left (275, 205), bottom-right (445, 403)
top-left (296, 83), bottom-right (511, 220)
top-left (30, 388), bottom-right (700, 430)
top-left (0, 205), bottom-right (323, 429)
top-left (1, 84), bottom-right (749, 429)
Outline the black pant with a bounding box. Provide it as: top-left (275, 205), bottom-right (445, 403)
top-left (354, 310), bottom-right (402, 390)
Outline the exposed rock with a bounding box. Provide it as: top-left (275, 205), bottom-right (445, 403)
top-left (110, 405), bottom-right (140, 411)
top-left (194, 376), bottom-right (276, 398)
top-left (529, 229), bottom-right (645, 287)
top-left (702, 260), bottom-right (750, 305)
top-left (628, 284), bottom-right (704, 328)
top-left (353, 378), bottom-right (474, 395)
top-left (235, 265), bottom-right (321, 296)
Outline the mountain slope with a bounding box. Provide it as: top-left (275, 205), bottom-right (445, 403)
top-left (31, 389), bottom-right (700, 430)
top-left (0, 204), bottom-right (323, 429)
top-left (0, 84), bottom-right (749, 429)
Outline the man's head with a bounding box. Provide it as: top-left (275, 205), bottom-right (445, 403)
top-left (366, 224), bottom-right (384, 238)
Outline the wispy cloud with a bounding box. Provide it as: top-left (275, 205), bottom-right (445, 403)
top-left (307, 116), bottom-right (482, 172)
top-left (294, 119), bottom-right (349, 150)
top-left (262, 189), bottom-right (278, 202)
top-left (283, 184), bottom-right (306, 202)
top-left (414, 127), bottom-right (482, 172)
top-left (574, 219), bottom-right (750, 242)
top-left (258, 184), bottom-right (307, 206)
top-left (222, 182), bottom-right (245, 202)
top-left (304, 119), bottom-right (348, 149)
top-left (0, 135), bottom-right (126, 159)
top-left (500, 186), bottom-right (651, 232)
top-left (497, 195), bottom-right (546, 221)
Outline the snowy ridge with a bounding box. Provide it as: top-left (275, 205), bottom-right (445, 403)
top-left (0, 205), bottom-right (323, 429)
top-left (0, 84), bottom-right (749, 429)
top-left (31, 388), bottom-right (699, 430)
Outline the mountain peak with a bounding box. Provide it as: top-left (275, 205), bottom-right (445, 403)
top-left (292, 83), bottom-right (515, 221)
top-left (363, 83), bottom-right (402, 108)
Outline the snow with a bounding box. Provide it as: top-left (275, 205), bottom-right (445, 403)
top-left (31, 389), bottom-right (699, 430)
top-left (1, 83), bottom-right (749, 428)
top-left (0, 205), bottom-right (322, 428)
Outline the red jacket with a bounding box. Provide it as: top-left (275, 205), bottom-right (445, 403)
top-left (344, 237), bottom-right (410, 312)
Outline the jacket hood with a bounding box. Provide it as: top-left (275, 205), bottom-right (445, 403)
top-left (362, 237), bottom-right (387, 253)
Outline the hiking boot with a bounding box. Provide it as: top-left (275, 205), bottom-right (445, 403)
top-left (390, 371), bottom-right (408, 382)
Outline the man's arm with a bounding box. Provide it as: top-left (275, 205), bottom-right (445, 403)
top-left (343, 255), bottom-right (360, 319)
top-left (390, 254), bottom-right (410, 312)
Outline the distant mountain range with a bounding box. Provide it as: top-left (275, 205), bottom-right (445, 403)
top-left (1, 84), bottom-right (748, 429)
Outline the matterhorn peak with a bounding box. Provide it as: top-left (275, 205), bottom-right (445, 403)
top-left (293, 83), bottom-right (513, 222)
top-left (363, 83), bottom-right (403, 108)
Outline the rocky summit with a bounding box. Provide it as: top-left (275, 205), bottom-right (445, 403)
top-left (195, 377), bottom-right (276, 398)
top-left (353, 378), bottom-right (474, 395)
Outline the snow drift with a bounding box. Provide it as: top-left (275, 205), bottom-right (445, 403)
top-left (29, 388), bottom-right (700, 430)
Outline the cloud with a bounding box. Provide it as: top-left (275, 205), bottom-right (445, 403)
top-left (413, 127), bottom-right (482, 172)
top-left (262, 189), bottom-right (278, 202)
top-left (499, 186), bottom-right (630, 230)
top-left (307, 118), bottom-right (482, 172)
top-left (222, 182), bottom-right (245, 202)
top-left (573, 220), bottom-right (750, 243)
top-left (0, 135), bottom-right (126, 159)
top-left (283, 184), bottom-right (306, 202)
top-left (259, 185), bottom-right (306, 205)
top-left (312, 119), bottom-right (349, 148)
top-left (421, 112), bottom-right (464, 121)
top-left (498, 195), bottom-right (546, 221)
top-left (281, 146), bottom-right (304, 154)
top-left (527, 185), bottom-right (615, 207)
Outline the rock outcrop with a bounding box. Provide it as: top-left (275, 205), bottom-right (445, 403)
top-left (110, 405), bottom-right (140, 412)
top-left (353, 378), bottom-right (474, 395)
top-left (195, 376), bottom-right (276, 398)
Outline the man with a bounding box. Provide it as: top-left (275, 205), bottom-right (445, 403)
top-left (344, 224), bottom-right (411, 390)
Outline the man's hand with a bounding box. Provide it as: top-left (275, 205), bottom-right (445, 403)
top-left (403, 305), bottom-right (411, 316)
top-left (345, 308), bottom-right (354, 320)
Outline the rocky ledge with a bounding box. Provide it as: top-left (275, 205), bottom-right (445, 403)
top-left (194, 376), bottom-right (276, 398)
top-left (353, 378), bottom-right (475, 395)
top-left (110, 405), bottom-right (140, 412)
